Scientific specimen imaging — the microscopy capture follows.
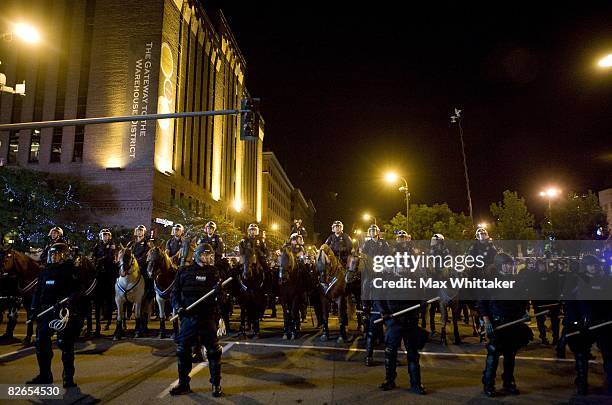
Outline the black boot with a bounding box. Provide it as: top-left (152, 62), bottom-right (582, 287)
top-left (27, 352), bottom-right (53, 384)
top-left (379, 347), bottom-right (398, 390)
top-left (208, 351), bottom-right (222, 397)
top-left (364, 332), bottom-right (374, 366)
top-left (575, 352), bottom-right (589, 396)
top-left (291, 320), bottom-right (299, 340)
top-left (142, 313), bottom-right (149, 332)
top-left (320, 321), bottom-right (329, 341)
top-left (2, 316), bottom-right (17, 339)
top-left (440, 326), bottom-right (447, 345)
top-left (113, 320), bottom-right (123, 341)
top-left (502, 351), bottom-right (519, 395)
top-left (338, 324), bottom-right (348, 343)
top-left (482, 347), bottom-right (499, 397)
top-left (408, 355), bottom-right (426, 395)
top-left (159, 320), bottom-right (166, 339)
top-left (556, 334), bottom-right (566, 359)
top-left (62, 349), bottom-right (77, 388)
top-left (169, 383), bottom-right (191, 396)
top-left (454, 327), bottom-right (462, 345)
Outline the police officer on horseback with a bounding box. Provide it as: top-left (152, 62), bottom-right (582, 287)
top-left (290, 219), bottom-right (308, 241)
top-left (324, 220), bottom-right (353, 266)
top-left (27, 243), bottom-right (83, 388)
top-left (40, 226), bottom-right (68, 264)
top-left (128, 224), bottom-right (153, 331)
top-left (362, 224), bottom-right (391, 366)
top-left (170, 243), bottom-right (224, 397)
top-left (467, 227), bottom-right (497, 271)
top-left (166, 224), bottom-right (186, 266)
top-left (239, 224), bottom-right (269, 263)
top-left (198, 221), bottom-right (225, 265)
top-left (91, 229), bottom-right (117, 335)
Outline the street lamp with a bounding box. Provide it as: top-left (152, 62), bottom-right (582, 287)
top-left (271, 223), bottom-right (279, 232)
top-left (384, 171), bottom-right (410, 230)
top-left (539, 187), bottom-right (561, 228)
top-left (477, 222), bottom-right (488, 229)
top-left (354, 229), bottom-right (362, 235)
top-left (597, 53), bottom-right (612, 68)
top-left (12, 23), bottom-right (41, 44)
top-left (363, 213), bottom-right (377, 225)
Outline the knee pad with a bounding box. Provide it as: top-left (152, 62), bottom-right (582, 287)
top-left (207, 344), bottom-right (223, 361)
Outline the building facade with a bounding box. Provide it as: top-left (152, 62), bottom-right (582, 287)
top-left (0, 0), bottom-right (263, 230)
top-left (599, 188), bottom-right (612, 231)
top-left (262, 151), bottom-right (294, 238)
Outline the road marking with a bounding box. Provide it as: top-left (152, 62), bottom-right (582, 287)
top-left (157, 342), bottom-right (235, 398)
top-left (0, 346), bottom-right (35, 360)
top-left (226, 340), bottom-right (602, 364)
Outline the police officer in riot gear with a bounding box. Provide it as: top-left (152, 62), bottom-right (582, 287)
top-left (324, 221), bottom-right (353, 266)
top-left (239, 224), bottom-right (269, 263)
top-left (467, 228), bottom-right (498, 272)
top-left (563, 254), bottom-right (612, 395)
top-left (529, 259), bottom-right (561, 345)
top-left (198, 221), bottom-right (225, 265)
top-left (170, 243), bottom-right (224, 397)
top-left (27, 243), bottom-right (83, 388)
top-left (40, 226), bottom-right (68, 264)
top-left (377, 250), bottom-right (428, 394)
top-left (480, 253), bottom-right (532, 397)
top-left (91, 229), bottom-right (117, 335)
top-left (166, 224), bottom-right (186, 265)
top-left (362, 224), bottom-right (391, 366)
top-left (128, 224), bottom-right (153, 332)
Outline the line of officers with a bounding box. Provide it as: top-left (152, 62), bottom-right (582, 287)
top-left (25, 220), bottom-right (279, 397)
top-left (327, 222), bottom-right (612, 398)
top-left (24, 221), bottom-right (612, 398)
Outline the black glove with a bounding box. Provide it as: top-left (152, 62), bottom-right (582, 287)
top-left (213, 282), bottom-right (223, 294)
top-left (177, 307), bottom-right (187, 318)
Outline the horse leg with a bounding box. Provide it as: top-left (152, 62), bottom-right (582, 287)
top-left (114, 294), bottom-right (124, 341)
top-left (439, 301), bottom-right (448, 345)
top-left (319, 293), bottom-right (330, 341)
top-left (2, 305), bottom-right (17, 340)
top-left (452, 301), bottom-right (462, 344)
top-left (291, 289), bottom-right (302, 339)
top-left (157, 295), bottom-right (166, 339)
top-left (429, 303), bottom-right (437, 336)
top-left (134, 295), bottom-right (143, 338)
top-left (281, 295), bottom-right (290, 340)
top-left (84, 298), bottom-right (93, 337)
top-left (337, 295), bottom-right (348, 343)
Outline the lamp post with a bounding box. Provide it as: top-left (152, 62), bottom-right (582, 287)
top-left (385, 172), bottom-right (410, 230)
top-left (597, 53), bottom-right (612, 69)
top-left (450, 108), bottom-right (474, 223)
top-left (1, 22), bottom-right (41, 96)
top-left (539, 187), bottom-right (561, 229)
top-left (363, 213), bottom-right (377, 226)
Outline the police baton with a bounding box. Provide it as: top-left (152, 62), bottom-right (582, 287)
top-left (27, 297), bottom-right (69, 324)
top-left (481, 310), bottom-right (549, 335)
top-left (170, 277), bottom-right (233, 322)
top-left (537, 303), bottom-right (560, 309)
top-left (374, 296), bottom-right (440, 324)
top-left (565, 319), bottom-right (612, 338)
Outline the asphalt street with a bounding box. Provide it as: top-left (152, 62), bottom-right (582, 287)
top-left (0, 308), bottom-right (609, 405)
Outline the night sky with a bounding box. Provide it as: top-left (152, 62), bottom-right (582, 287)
top-left (218, 2), bottom-right (612, 237)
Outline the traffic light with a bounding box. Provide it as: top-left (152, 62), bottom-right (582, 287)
top-left (240, 97), bottom-right (260, 140)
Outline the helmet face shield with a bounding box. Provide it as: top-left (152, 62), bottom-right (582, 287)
top-left (47, 243), bottom-right (70, 264)
top-left (205, 221), bottom-right (217, 234)
top-left (248, 224), bottom-right (259, 237)
top-left (172, 224), bottom-right (184, 237)
top-left (476, 228), bottom-right (489, 241)
top-left (368, 225), bottom-right (379, 239)
top-left (134, 225), bottom-right (146, 237)
top-left (332, 221), bottom-right (343, 233)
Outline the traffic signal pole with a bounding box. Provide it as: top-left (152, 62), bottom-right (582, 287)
top-left (0, 108), bottom-right (249, 131)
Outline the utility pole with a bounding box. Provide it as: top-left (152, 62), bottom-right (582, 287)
top-left (450, 108), bottom-right (473, 223)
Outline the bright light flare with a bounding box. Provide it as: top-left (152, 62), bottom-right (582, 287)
top-left (540, 187), bottom-right (561, 198)
top-left (233, 200), bottom-right (242, 213)
top-left (271, 223), bottom-right (279, 231)
top-left (363, 213), bottom-right (371, 221)
top-left (384, 172), bottom-right (398, 183)
top-left (598, 53), bottom-right (612, 68)
top-left (13, 23), bottom-right (40, 43)
top-left (477, 222), bottom-right (488, 229)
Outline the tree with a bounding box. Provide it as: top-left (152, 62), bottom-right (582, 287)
top-left (383, 203), bottom-right (472, 240)
top-left (545, 191), bottom-right (607, 240)
top-left (0, 167), bottom-right (108, 250)
top-left (489, 190), bottom-right (537, 240)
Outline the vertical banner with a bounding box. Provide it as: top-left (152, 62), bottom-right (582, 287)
top-left (125, 37), bottom-right (161, 168)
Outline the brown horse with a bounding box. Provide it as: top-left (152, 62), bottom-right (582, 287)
top-left (316, 244), bottom-right (348, 342)
top-left (0, 247), bottom-right (42, 343)
top-left (278, 246), bottom-right (305, 340)
top-left (146, 245), bottom-right (177, 338)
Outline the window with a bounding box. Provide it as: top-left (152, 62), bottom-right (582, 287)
top-left (50, 128), bottom-right (63, 163)
top-left (72, 126), bottom-right (84, 162)
top-left (29, 129), bottom-right (41, 163)
top-left (8, 131), bottom-right (19, 164)
top-left (170, 188), bottom-right (176, 206)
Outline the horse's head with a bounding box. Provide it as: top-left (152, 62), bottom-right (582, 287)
top-left (0, 247), bottom-right (16, 276)
top-left (347, 250), bottom-right (361, 272)
top-left (241, 247), bottom-right (262, 280)
top-left (316, 244), bottom-right (332, 276)
top-left (117, 246), bottom-right (138, 277)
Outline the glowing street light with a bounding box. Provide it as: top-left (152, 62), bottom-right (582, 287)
top-left (597, 53), bottom-right (612, 68)
top-left (363, 213), bottom-right (377, 225)
top-left (539, 187), bottom-right (561, 228)
top-left (477, 222), bottom-right (488, 229)
top-left (232, 200), bottom-right (242, 213)
top-left (13, 23), bottom-right (41, 44)
top-left (271, 223), bottom-right (279, 231)
top-left (384, 171), bottom-right (410, 229)
top-left (354, 229), bottom-right (363, 235)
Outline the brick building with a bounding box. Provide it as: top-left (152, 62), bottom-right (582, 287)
top-left (0, 0), bottom-right (263, 229)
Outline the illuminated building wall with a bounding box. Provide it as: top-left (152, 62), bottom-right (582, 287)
top-left (262, 151), bottom-right (293, 237)
top-left (0, 0), bottom-right (264, 231)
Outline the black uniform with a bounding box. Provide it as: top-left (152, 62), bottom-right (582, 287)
top-left (324, 232), bottom-right (353, 266)
top-left (198, 233), bottom-right (225, 265)
top-left (378, 271), bottom-right (428, 393)
top-left (172, 262), bottom-right (223, 388)
top-left (467, 240), bottom-right (498, 273)
top-left (479, 273), bottom-right (532, 396)
top-left (528, 262), bottom-right (561, 345)
top-left (128, 237), bottom-right (150, 271)
top-left (166, 237), bottom-right (185, 262)
top-left (290, 224), bottom-right (308, 240)
top-left (29, 259), bottom-right (83, 385)
top-left (563, 269), bottom-right (612, 395)
top-left (361, 238), bottom-right (392, 361)
top-left (91, 240), bottom-right (117, 331)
